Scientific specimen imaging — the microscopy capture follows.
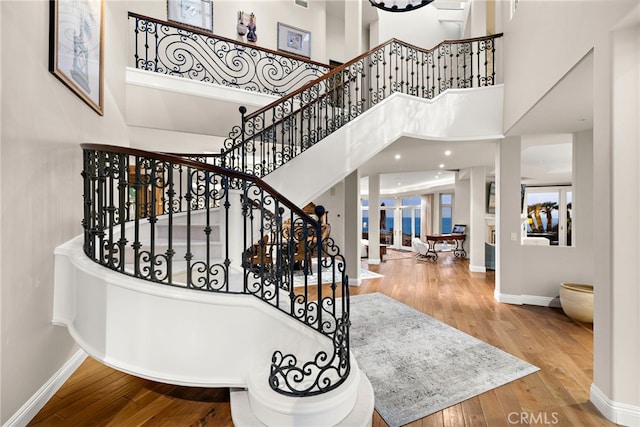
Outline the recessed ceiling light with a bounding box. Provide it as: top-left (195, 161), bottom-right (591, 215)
top-left (439, 164), bottom-right (445, 168)
top-left (395, 154), bottom-right (401, 160)
top-left (444, 150), bottom-right (452, 156)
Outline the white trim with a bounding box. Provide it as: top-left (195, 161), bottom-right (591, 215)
top-left (348, 277), bottom-right (362, 286)
top-left (495, 292), bottom-right (523, 305)
top-left (126, 67), bottom-right (279, 108)
top-left (522, 294), bottom-right (562, 308)
top-left (3, 349), bottom-right (87, 427)
top-left (591, 383), bottom-right (640, 426)
top-left (495, 293), bottom-right (563, 308)
top-left (367, 258), bottom-right (381, 265)
top-left (469, 264), bottom-right (486, 273)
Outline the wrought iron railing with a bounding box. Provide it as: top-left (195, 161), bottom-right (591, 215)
top-left (129, 12), bottom-right (331, 97)
top-left (81, 143), bottom-right (350, 397)
top-left (221, 34), bottom-right (503, 176)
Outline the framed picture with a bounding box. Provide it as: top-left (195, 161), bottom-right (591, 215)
top-left (487, 181), bottom-right (496, 214)
top-left (49, 0), bottom-right (104, 115)
top-left (277, 22), bottom-right (311, 58)
top-left (167, 0), bottom-right (213, 33)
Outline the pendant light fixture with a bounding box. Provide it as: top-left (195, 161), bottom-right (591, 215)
top-left (368, 0), bottom-right (435, 13)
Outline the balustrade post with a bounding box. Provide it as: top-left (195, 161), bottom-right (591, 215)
top-left (239, 106), bottom-right (247, 174)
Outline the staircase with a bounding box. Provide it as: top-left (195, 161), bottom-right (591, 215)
top-left (55, 146), bottom-right (370, 425)
top-left (53, 16), bottom-right (505, 426)
top-left (220, 34), bottom-right (504, 203)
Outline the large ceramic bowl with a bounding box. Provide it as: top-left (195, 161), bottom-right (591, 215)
top-left (559, 282), bottom-right (593, 323)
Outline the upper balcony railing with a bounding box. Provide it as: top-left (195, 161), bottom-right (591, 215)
top-left (129, 12), bottom-right (331, 97)
top-left (81, 143), bottom-right (350, 397)
top-left (221, 34), bottom-right (503, 177)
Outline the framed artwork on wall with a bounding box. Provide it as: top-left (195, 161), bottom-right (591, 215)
top-left (49, 0), bottom-right (104, 115)
top-left (167, 0), bottom-right (213, 33)
top-left (277, 22), bottom-right (311, 58)
top-left (487, 181), bottom-right (496, 214)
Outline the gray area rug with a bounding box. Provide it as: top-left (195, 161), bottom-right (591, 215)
top-left (349, 293), bottom-right (539, 427)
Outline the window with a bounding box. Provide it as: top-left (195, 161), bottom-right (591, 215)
top-left (440, 193), bottom-right (453, 234)
top-left (361, 198), bottom-right (395, 245)
top-left (362, 197), bottom-right (422, 249)
top-left (522, 186), bottom-right (572, 246)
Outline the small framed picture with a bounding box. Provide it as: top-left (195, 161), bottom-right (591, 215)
top-left (167, 0), bottom-right (213, 33)
top-left (277, 22), bottom-right (311, 58)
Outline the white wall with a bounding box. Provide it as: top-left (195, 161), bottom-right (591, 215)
top-left (497, 135), bottom-right (594, 304)
top-left (373, 5), bottom-right (460, 49)
top-left (599, 19), bottom-right (640, 420)
top-left (518, 131), bottom-right (594, 298)
top-left (453, 172), bottom-right (471, 258)
top-left (326, 13), bottom-right (346, 63)
top-left (129, 126), bottom-right (227, 153)
top-left (501, 0), bottom-right (637, 133)
top-left (0, 0), bottom-right (131, 422)
top-left (314, 182), bottom-right (346, 253)
top-left (499, 0), bottom-right (639, 420)
top-left (465, 0), bottom-right (487, 38)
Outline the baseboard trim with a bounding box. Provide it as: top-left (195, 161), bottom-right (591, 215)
top-left (522, 294), bottom-right (562, 308)
top-left (495, 293), bottom-right (562, 308)
top-left (469, 264), bottom-right (486, 273)
top-left (591, 383), bottom-right (640, 426)
top-left (348, 277), bottom-right (362, 286)
top-left (495, 292), bottom-right (522, 305)
top-left (3, 349), bottom-right (87, 427)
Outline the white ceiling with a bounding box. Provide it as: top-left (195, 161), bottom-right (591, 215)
top-left (359, 137), bottom-right (498, 195)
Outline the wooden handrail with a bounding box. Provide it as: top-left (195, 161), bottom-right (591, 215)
top-left (81, 143), bottom-right (317, 225)
top-left (244, 33), bottom-right (504, 121)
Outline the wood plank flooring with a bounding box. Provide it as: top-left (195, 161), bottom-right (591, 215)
top-left (29, 251), bottom-right (614, 426)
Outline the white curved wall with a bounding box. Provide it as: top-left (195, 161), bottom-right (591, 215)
top-left (53, 235), bottom-right (332, 387)
top-left (53, 234), bottom-right (368, 426)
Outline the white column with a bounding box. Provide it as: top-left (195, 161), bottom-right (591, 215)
top-left (495, 137), bottom-right (523, 303)
top-left (368, 174), bottom-right (381, 265)
top-left (591, 21), bottom-right (640, 425)
top-left (469, 167), bottom-right (487, 272)
top-left (344, 170), bottom-right (361, 285)
top-left (344, 0), bottom-right (363, 59)
top-left (224, 190), bottom-right (245, 270)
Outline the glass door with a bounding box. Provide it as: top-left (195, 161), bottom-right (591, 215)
top-left (399, 207), bottom-right (421, 250)
top-left (399, 197), bottom-right (422, 250)
top-left (380, 203), bottom-right (395, 247)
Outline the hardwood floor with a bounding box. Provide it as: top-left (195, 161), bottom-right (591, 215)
top-left (30, 251), bottom-right (614, 426)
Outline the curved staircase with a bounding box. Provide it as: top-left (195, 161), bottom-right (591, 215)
top-left (53, 22), bottom-right (505, 425)
top-left (55, 145), bottom-right (373, 425)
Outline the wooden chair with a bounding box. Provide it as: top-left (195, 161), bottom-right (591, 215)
top-left (308, 224), bottom-right (332, 270)
top-left (245, 235), bottom-right (273, 270)
top-left (292, 238), bottom-right (312, 275)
